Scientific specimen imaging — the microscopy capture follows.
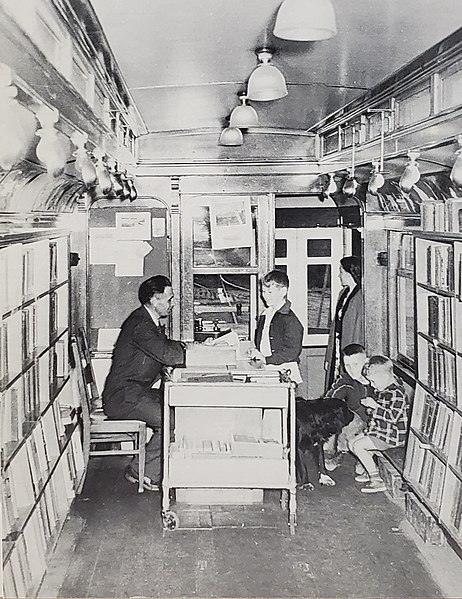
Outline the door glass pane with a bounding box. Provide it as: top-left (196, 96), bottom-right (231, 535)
top-left (397, 275), bottom-right (415, 362)
top-left (193, 274), bottom-right (252, 340)
top-left (275, 239), bottom-right (287, 258)
top-left (307, 239), bottom-right (331, 257)
top-left (307, 264), bottom-right (331, 334)
top-left (192, 204), bottom-right (257, 267)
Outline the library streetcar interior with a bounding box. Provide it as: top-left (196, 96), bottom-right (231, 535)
top-left (1, 1), bottom-right (462, 597)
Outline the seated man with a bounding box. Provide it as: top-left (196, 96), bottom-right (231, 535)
top-left (102, 275), bottom-right (185, 491)
top-left (350, 355), bottom-right (409, 494)
top-left (249, 269), bottom-right (304, 384)
top-left (324, 344), bottom-right (373, 471)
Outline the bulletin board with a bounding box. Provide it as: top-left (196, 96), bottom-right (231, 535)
top-left (88, 202), bottom-right (169, 352)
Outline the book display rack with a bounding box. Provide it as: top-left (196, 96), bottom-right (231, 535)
top-left (1, 232), bottom-right (85, 598)
top-left (404, 233), bottom-right (462, 550)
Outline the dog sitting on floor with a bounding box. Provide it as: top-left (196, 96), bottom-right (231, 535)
top-left (296, 397), bottom-right (354, 490)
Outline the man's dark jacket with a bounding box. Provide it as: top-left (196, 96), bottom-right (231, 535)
top-left (254, 300), bottom-right (304, 365)
top-left (102, 306), bottom-right (184, 413)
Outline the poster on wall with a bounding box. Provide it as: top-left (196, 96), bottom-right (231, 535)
top-left (209, 196), bottom-right (253, 250)
top-left (115, 212), bottom-right (151, 240)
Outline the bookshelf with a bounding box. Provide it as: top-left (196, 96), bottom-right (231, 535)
top-left (1, 233), bottom-right (85, 598)
top-left (404, 233), bottom-right (462, 550)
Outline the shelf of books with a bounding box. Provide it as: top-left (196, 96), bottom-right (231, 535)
top-left (404, 234), bottom-right (462, 551)
top-left (1, 233), bottom-right (86, 598)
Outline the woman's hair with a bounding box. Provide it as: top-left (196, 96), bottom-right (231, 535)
top-left (340, 256), bottom-right (362, 285)
top-left (138, 275), bottom-right (172, 304)
top-left (262, 269), bottom-right (289, 288)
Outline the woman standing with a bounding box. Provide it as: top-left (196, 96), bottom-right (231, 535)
top-left (324, 256), bottom-right (364, 392)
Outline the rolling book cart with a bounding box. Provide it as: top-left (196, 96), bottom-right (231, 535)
top-left (161, 367), bottom-right (298, 534)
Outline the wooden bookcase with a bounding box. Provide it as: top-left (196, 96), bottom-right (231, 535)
top-left (403, 232), bottom-right (462, 550)
top-left (1, 232), bottom-right (85, 598)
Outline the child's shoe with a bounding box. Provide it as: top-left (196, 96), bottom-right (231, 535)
top-left (361, 476), bottom-right (386, 493)
top-left (319, 473), bottom-right (336, 486)
top-left (354, 473), bottom-right (370, 483)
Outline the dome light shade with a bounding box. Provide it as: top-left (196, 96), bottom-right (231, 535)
top-left (229, 96), bottom-right (259, 128)
top-left (247, 50), bottom-right (288, 101)
top-left (273, 0), bottom-right (337, 41)
top-left (399, 150), bottom-right (420, 193)
top-left (218, 126), bottom-right (244, 146)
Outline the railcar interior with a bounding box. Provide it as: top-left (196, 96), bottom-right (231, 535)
top-left (1, 0), bottom-right (462, 597)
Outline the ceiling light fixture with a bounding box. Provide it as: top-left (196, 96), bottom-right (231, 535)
top-left (229, 94), bottom-right (259, 128)
top-left (35, 106), bottom-right (72, 177)
top-left (399, 150), bottom-right (420, 193)
top-left (367, 109), bottom-right (393, 195)
top-left (218, 126), bottom-right (244, 146)
top-left (247, 49), bottom-right (288, 102)
top-left (273, 0), bottom-right (337, 41)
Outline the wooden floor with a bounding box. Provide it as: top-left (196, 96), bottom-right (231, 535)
top-left (39, 454), bottom-right (454, 598)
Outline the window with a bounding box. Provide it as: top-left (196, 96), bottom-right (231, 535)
top-left (322, 128), bottom-right (340, 155)
top-left (440, 61), bottom-right (462, 111)
top-left (71, 51), bottom-right (91, 102)
top-left (181, 195), bottom-right (272, 342)
top-left (396, 84), bottom-right (431, 127)
top-left (275, 227), bottom-right (348, 346)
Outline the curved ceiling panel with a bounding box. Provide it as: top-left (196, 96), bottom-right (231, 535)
top-left (90, 0), bottom-right (462, 134)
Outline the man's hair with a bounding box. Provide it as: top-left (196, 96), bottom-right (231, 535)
top-left (342, 343), bottom-right (366, 357)
top-left (138, 275), bottom-right (172, 305)
top-left (363, 355), bottom-right (394, 376)
top-left (262, 269), bottom-right (289, 288)
top-left (340, 256), bottom-right (361, 286)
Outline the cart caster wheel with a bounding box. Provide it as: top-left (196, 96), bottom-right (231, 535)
top-left (162, 511), bottom-right (179, 531)
top-left (280, 490), bottom-right (289, 510)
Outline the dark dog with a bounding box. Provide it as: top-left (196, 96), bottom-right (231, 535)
top-left (296, 397), bottom-right (354, 490)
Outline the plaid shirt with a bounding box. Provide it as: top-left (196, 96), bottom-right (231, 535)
top-left (368, 381), bottom-right (409, 447)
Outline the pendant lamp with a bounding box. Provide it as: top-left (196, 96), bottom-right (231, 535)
top-left (71, 132), bottom-right (97, 188)
top-left (273, 0), bottom-right (337, 41)
top-left (399, 150), bottom-right (420, 193)
top-left (218, 126), bottom-right (244, 146)
top-left (35, 106), bottom-right (72, 177)
top-left (247, 49), bottom-right (288, 101)
top-left (343, 126), bottom-right (358, 197)
top-left (229, 95), bottom-right (259, 128)
top-left (368, 160), bottom-right (385, 195)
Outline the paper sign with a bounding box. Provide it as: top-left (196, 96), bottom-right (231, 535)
top-left (116, 212), bottom-right (151, 240)
top-left (89, 227), bottom-right (117, 264)
top-left (114, 240), bottom-right (152, 276)
top-left (97, 328), bottom-right (121, 351)
top-left (209, 197), bottom-right (253, 249)
top-left (152, 217), bottom-right (166, 237)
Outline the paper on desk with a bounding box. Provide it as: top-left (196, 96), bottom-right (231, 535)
top-left (208, 330), bottom-right (239, 348)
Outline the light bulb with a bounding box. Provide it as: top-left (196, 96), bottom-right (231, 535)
top-left (368, 161), bottom-right (385, 195)
top-left (343, 175), bottom-right (358, 197)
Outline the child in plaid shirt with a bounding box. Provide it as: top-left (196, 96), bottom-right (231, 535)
top-left (350, 355), bottom-right (409, 494)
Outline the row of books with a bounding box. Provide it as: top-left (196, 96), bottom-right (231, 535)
top-left (2, 426), bottom-right (84, 597)
top-left (447, 414), bottom-right (462, 473)
top-left (0, 287), bottom-right (69, 387)
top-left (405, 431), bottom-right (446, 510)
top-left (423, 341), bottom-right (457, 404)
top-left (0, 237), bottom-right (68, 317)
top-left (1, 347), bottom-right (72, 466)
top-left (440, 471), bottom-right (462, 539)
top-left (410, 385), bottom-right (453, 456)
top-left (425, 294), bottom-right (453, 346)
top-left (419, 242), bottom-right (453, 291)
top-left (421, 198), bottom-right (462, 234)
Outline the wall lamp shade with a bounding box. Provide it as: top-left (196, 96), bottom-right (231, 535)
top-left (247, 50), bottom-right (288, 101)
top-left (218, 126), bottom-right (244, 146)
top-left (273, 0), bottom-right (337, 41)
top-left (0, 63), bottom-right (37, 170)
top-left (229, 96), bottom-right (259, 128)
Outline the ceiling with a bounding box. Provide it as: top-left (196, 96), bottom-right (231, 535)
top-left (89, 0), bottom-right (462, 137)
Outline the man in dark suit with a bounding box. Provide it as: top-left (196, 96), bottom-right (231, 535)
top-left (102, 275), bottom-right (185, 490)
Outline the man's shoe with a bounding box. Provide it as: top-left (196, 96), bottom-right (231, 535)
top-left (355, 473), bottom-right (370, 483)
top-left (124, 467), bottom-right (160, 492)
top-left (355, 463), bottom-right (366, 475)
top-left (361, 477), bottom-right (386, 493)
